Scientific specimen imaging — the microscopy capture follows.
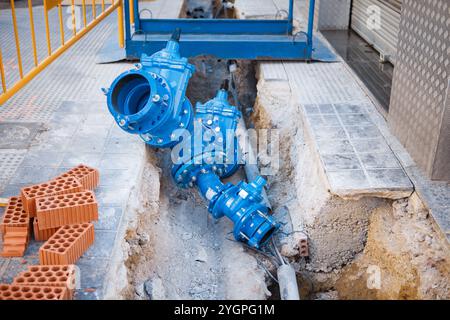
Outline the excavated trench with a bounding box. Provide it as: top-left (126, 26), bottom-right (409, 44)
top-left (106, 58), bottom-right (275, 300)
top-left (102, 0), bottom-right (449, 300)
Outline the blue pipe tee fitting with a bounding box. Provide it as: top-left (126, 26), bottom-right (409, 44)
top-left (106, 35), bottom-right (194, 148)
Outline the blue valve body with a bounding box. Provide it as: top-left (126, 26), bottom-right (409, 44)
top-left (106, 36), bottom-right (279, 248)
top-left (171, 89), bottom-right (241, 186)
top-left (106, 40), bottom-right (194, 148)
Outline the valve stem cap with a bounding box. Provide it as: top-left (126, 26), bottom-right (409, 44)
top-left (171, 28), bottom-right (181, 42)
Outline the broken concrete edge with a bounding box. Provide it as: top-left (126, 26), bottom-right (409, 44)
top-left (101, 147), bottom-right (150, 299)
top-left (255, 58), bottom-right (450, 273)
top-left (256, 58), bottom-right (448, 251)
top-left (338, 61), bottom-right (450, 248)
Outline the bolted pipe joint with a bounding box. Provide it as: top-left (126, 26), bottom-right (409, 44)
top-left (106, 30), bottom-right (195, 148)
top-left (196, 172), bottom-right (279, 249)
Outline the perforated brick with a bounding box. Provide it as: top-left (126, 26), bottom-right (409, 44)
top-left (13, 265), bottom-right (77, 299)
top-left (36, 190), bottom-right (98, 230)
top-left (299, 236), bottom-right (309, 257)
top-left (0, 226), bottom-right (29, 257)
top-left (0, 197), bottom-right (29, 235)
top-left (0, 284), bottom-right (69, 300)
top-left (21, 176), bottom-right (83, 217)
top-left (55, 164), bottom-right (100, 190)
top-left (33, 218), bottom-right (59, 242)
top-left (39, 223), bottom-right (95, 265)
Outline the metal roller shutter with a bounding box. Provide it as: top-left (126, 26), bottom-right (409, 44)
top-left (351, 0), bottom-right (402, 64)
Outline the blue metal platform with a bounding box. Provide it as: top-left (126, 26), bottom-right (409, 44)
top-left (123, 0), bottom-right (337, 61)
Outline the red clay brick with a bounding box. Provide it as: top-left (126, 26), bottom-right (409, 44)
top-left (0, 226), bottom-right (29, 257)
top-left (0, 284), bottom-right (69, 300)
top-left (39, 223), bottom-right (95, 265)
top-left (55, 164), bottom-right (100, 190)
top-left (299, 236), bottom-right (309, 257)
top-left (13, 265), bottom-right (77, 299)
top-left (21, 176), bottom-right (83, 217)
top-left (35, 190), bottom-right (98, 230)
top-left (0, 196), bottom-right (29, 235)
top-left (33, 218), bottom-right (59, 241)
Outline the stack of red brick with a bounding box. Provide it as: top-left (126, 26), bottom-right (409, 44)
top-left (0, 164), bottom-right (100, 300)
top-left (0, 264), bottom-right (78, 300)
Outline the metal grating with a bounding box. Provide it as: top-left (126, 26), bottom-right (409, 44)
top-left (388, 0), bottom-right (450, 181)
top-left (432, 81), bottom-right (450, 180)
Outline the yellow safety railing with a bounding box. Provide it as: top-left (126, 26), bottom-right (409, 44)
top-left (0, 0), bottom-right (127, 105)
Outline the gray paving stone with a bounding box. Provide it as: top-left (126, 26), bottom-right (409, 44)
top-left (104, 137), bottom-right (145, 154)
top-left (311, 125), bottom-right (347, 140)
top-left (46, 121), bottom-right (80, 138)
top-left (49, 112), bottom-right (86, 124)
top-left (74, 290), bottom-right (101, 300)
top-left (304, 104), bottom-right (321, 114)
top-left (108, 124), bottom-right (133, 139)
top-left (94, 207), bottom-right (123, 231)
top-left (70, 136), bottom-right (107, 153)
top-left (317, 139), bottom-right (354, 155)
top-left (8, 166), bottom-right (57, 185)
top-left (99, 153), bottom-right (139, 170)
top-left (0, 258), bottom-right (39, 283)
top-left (318, 104), bottom-right (335, 114)
top-left (334, 103), bottom-right (367, 114)
top-left (83, 113), bottom-right (114, 126)
top-left (327, 170), bottom-right (371, 190)
top-left (0, 184), bottom-right (29, 197)
top-left (57, 101), bottom-right (105, 114)
top-left (95, 186), bottom-right (130, 206)
top-left (31, 134), bottom-right (71, 152)
top-left (60, 152), bottom-right (103, 168)
top-left (432, 207), bottom-right (450, 236)
top-left (76, 256), bottom-right (109, 289)
top-left (0, 258), bottom-right (7, 273)
top-left (0, 122), bottom-right (43, 149)
top-left (99, 169), bottom-right (137, 187)
top-left (339, 113), bottom-right (373, 126)
top-left (24, 240), bottom-right (43, 257)
top-left (0, 150), bottom-right (26, 184)
top-left (417, 181), bottom-right (450, 209)
top-left (21, 150), bottom-right (65, 167)
top-left (359, 153), bottom-right (401, 169)
top-left (322, 154), bottom-right (362, 170)
top-left (351, 138), bottom-right (392, 154)
top-left (85, 231), bottom-right (117, 258)
top-left (345, 125), bottom-right (382, 139)
top-left (76, 124), bottom-right (111, 140)
top-left (366, 169), bottom-right (412, 189)
top-left (307, 114), bottom-right (341, 127)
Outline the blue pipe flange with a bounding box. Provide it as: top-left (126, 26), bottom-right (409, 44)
top-left (106, 31), bottom-right (194, 148)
